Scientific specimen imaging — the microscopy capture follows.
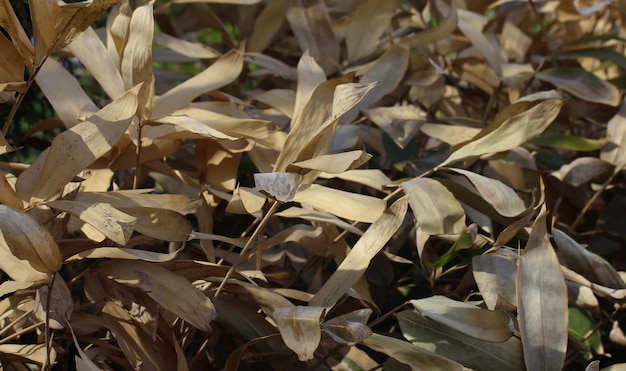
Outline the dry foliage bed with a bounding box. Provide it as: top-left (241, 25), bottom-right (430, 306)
top-left (1, 0), bottom-right (626, 370)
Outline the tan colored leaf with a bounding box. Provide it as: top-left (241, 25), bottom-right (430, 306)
top-left (362, 333), bottom-right (468, 371)
top-left (310, 197), bottom-right (407, 308)
top-left (420, 123), bottom-right (481, 146)
top-left (248, 0), bottom-right (288, 52)
top-left (445, 168), bottom-right (526, 217)
top-left (273, 306), bottom-right (325, 361)
top-left (0, 344), bottom-right (54, 366)
top-left (153, 31), bottom-right (220, 59)
top-left (472, 249), bottom-right (518, 311)
top-left (457, 9), bottom-right (506, 75)
top-left (364, 105), bottom-right (426, 148)
top-left (226, 186), bottom-right (266, 215)
top-left (119, 206), bottom-right (193, 242)
top-left (439, 100), bottom-right (563, 167)
top-left (48, 201), bottom-right (136, 245)
top-left (274, 207), bottom-right (363, 235)
top-left (0, 280), bottom-right (41, 297)
top-left (152, 44), bottom-right (244, 118)
top-left (99, 260), bottom-right (217, 330)
top-left (17, 84), bottom-right (140, 202)
top-left (517, 206), bottom-right (568, 371)
top-left (410, 296), bottom-right (512, 342)
top-left (321, 308), bottom-right (373, 346)
top-left (0, 174), bottom-right (22, 209)
top-left (67, 26), bottom-right (125, 99)
top-left (35, 57), bottom-right (99, 128)
top-left (34, 273), bottom-right (73, 330)
top-left (67, 247), bottom-right (180, 263)
top-left (346, 0), bottom-right (399, 61)
top-left (0, 0), bottom-right (35, 68)
top-left (254, 172), bottom-right (301, 202)
top-left (0, 205), bottom-right (62, 274)
top-left (320, 169), bottom-right (392, 191)
top-left (397, 309), bottom-right (523, 371)
top-left (290, 150), bottom-right (371, 174)
top-left (536, 68), bottom-right (621, 107)
top-left (293, 184), bottom-right (385, 223)
top-left (401, 1), bottom-right (457, 48)
top-left (30, 0), bottom-right (119, 65)
top-left (293, 51), bottom-right (326, 121)
top-left (286, 0), bottom-right (339, 70)
top-left (403, 177), bottom-right (466, 235)
top-left (73, 191), bottom-right (201, 215)
top-left (0, 34), bottom-right (24, 86)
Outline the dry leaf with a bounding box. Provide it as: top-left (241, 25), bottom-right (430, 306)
top-left (273, 306), bottom-right (325, 361)
top-left (517, 206), bottom-right (568, 371)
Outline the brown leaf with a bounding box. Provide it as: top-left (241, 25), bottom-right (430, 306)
top-left (274, 306), bottom-right (325, 361)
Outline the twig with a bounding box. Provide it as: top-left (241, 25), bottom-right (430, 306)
top-left (0, 321), bottom-right (45, 345)
top-left (571, 166), bottom-right (621, 230)
top-left (2, 58), bottom-right (46, 137)
top-left (215, 201), bottom-right (280, 298)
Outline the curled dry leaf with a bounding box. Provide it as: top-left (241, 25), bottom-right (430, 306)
top-left (321, 308), bottom-right (373, 346)
top-left (48, 201), bottom-right (136, 245)
top-left (254, 172), bottom-right (301, 202)
top-left (273, 306), bottom-right (325, 362)
top-left (552, 157), bottom-right (614, 187)
top-left (0, 205), bottom-right (62, 274)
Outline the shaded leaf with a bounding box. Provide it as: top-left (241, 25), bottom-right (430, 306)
top-left (273, 306), bottom-right (325, 361)
top-left (536, 68), bottom-right (621, 106)
top-left (346, 0), bottom-right (400, 61)
top-left (517, 206), bottom-right (568, 371)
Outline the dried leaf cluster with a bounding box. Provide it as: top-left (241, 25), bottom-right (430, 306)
top-left (1, 0), bottom-right (626, 369)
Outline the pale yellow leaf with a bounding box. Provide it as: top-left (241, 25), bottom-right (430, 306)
top-left (274, 207), bottom-right (363, 236)
top-left (310, 197), bottom-right (407, 308)
top-left (439, 100), bottom-right (563, 168)
top-left (346, 0), bottom-right (399, 61)
top-left (293, 184), bottom-right (385, 223)
top-left (403, 177), bottom-right (466, 235)
top-left (35, 57), bottom-right (99, 128)
top-left (274, 306), bottom-right (325, 361)
top-left (290, 150), bottom-right (371, 174)
top-left (293, 51), bottom-right (326, 121)
top-left (152, 44), bottom-right (244, 118)
top-left (16, 84), bottom-right (140, 201)
top-left (420, 123), bottom-right (481, 146)
top-left (67, 246), bottom-right (181, 263)
top-left (320, 169), bottom-right (392, 191)
top-left (248, 0), bottom-right (288, 52)
top-left (0, 344), bottom-right (54, 366)
top-left (72, 191), bottom-right (201, 215)
top-left (225, 186), bottom-right (266, 215)
top-left (153, 31), bottom-right (220, 59)
top-left (67, 26), bottom-right (125, 99)
top-left (48, 201), bottom-right (136, 245)
top-left (99, 260), bottom-right (217, 330)
top-left (517, 206), bottom-right (568, 371)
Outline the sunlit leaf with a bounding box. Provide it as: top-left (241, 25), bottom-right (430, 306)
top-left (346, 0), bottom-right (400, 61)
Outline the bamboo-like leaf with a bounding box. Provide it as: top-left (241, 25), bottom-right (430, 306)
top-left (99, 260), bottom-right (217, 330)
top-left (445, 168), bottom-right (526, 217)
top-left (321, 308), bottom-right (373, 346)
top-left (119, 206), bottom-right (193, 242)
top-left (274, 207), bottom-right (363, 235)
top-left (346, 0), bottom-right (400, 61)
top-left (34, 273), bottom-right (73, 330)
top-left (273, 306), bottom-right (325, 361)
top-left (152, 44), bottom-right (244, 118)
top-left (72, 191), bottom-right (201, 215)
top-left (472, 249), bottom-right (519, 311)
top-left (67, 247), bottom-right (181, 262)
top-left (290, 150), bottom-right (371, 174)
top-left (439, 100), bottom-right (563, 167)
top-left (0, 205), bottom-right (62, 274)
top-left (247, 0), bottom-right (288, 52)
top-left (601, 98), bottom-right (626, 167)
top-left (49, 201), bottom-right (136, 245)
top-left (16, 84), bottom-right (140, 202)
top-left (254, 172), bottom-right (301, 202)
top-left (409, 296), bottom-right (512, 342)
top-left (537, 68), bottom-right (621, 106)
top-left (403, 177), bottom-right (466, 235)
top-left (293, 184), bottom-right (385, 223)
top-left (0, 344), bottom-right (54, 366)
top-left (286, 0), bottom-right (339, 68)
top-left (362, 333), bottom-right (468, 371)
top-left (310, 197), bottom-right (407, 308)
top-left (397, 309), bottom-right (523, 371)
top-left (517, 206), bottom-right (568, 371)
top-left (0, 0), bottom-right (35, 68)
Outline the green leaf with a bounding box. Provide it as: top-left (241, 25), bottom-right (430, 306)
top-left (552, 48), bottom-right (626, 70)
top-left (529, 134), bottom-right (609, 151)
top-left (568, 307), bottom-right (603, 357)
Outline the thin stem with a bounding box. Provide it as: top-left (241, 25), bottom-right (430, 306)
top-left (133, 123), bottom-right (143, 190)
top-left (44, 273), bottom-right (56, 370)
top-left (2, 59), bottom-right (46, 137)
top-left (215, 201), bottom-right (280, 298)
top-left (0, 321), bottom-right (45, 345)
top-left (0, 308), bottom-right (34, 337)
top-left (571, 167), bottom-right (621, 230)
